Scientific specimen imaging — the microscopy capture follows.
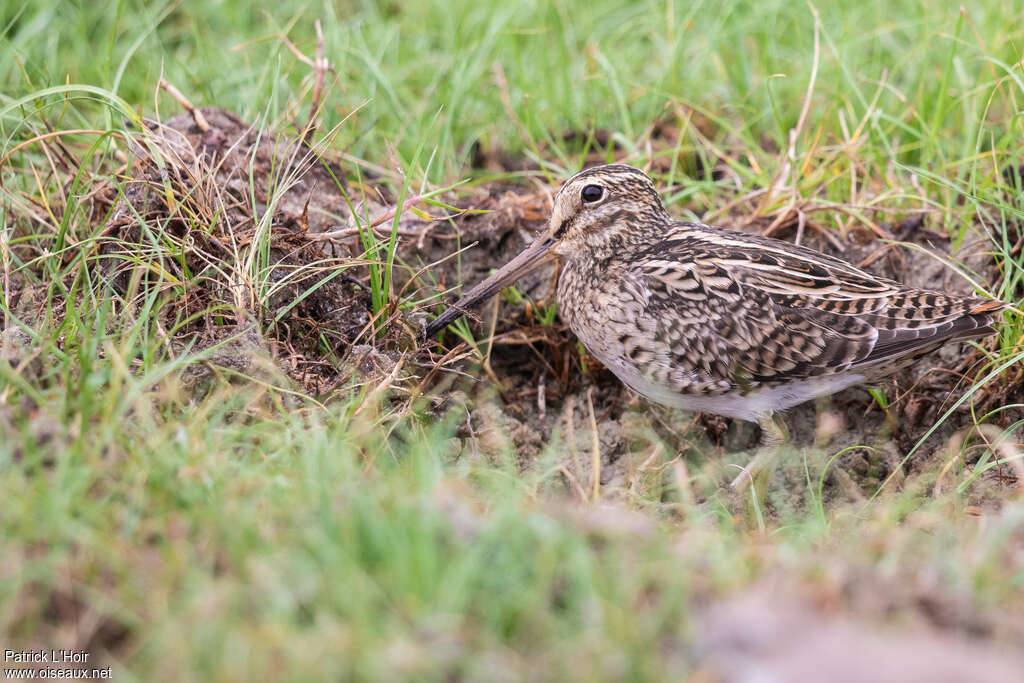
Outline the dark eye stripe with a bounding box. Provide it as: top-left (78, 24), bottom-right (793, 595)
top-left (553, 215), bottom-right (574, 238)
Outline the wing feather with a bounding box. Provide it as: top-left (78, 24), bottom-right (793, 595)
top-left (629, 223), bottom-right (1004, 389)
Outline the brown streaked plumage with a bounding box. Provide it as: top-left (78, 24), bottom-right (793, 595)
top-left (424, 164), bottom-right (1005, 424)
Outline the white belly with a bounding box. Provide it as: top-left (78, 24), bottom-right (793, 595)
top-left (600, 353), bottom-right (866, 423)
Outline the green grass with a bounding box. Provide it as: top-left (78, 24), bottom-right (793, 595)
top-left (5, 0), bottom-right (1022, 179)
top-left (2, 0), bottom-right (1024, 680)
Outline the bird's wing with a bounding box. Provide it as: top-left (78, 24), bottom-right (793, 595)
top-left (628, 223), bottom-right (1002, 387)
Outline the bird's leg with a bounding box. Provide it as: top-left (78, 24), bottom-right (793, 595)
top-left (730, 413), bottom-right (789, 490)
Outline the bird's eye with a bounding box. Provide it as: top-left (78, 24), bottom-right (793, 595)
top-left (581, 184), bottom-right (604, 203)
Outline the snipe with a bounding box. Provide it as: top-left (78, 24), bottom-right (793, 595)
top-left (424, 164), bottom-right (1005, 480)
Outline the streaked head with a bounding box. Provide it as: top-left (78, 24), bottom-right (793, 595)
top-left (546, 164), bottom-right (671, 255)
top-left (422, 164), bottom-right (670, 338)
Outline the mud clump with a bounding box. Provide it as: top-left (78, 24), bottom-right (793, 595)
top-left (87, 106), bottom-right (398, 393)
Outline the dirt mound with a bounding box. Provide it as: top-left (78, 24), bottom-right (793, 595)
top-left (89, 106), bottom-right (392, 394)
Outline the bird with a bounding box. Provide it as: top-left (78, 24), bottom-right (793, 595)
top-left (424, 164), bottom-right (1005, 481)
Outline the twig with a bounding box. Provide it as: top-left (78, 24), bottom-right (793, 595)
top-left (701, 187), bottom-right (770, 224)
top-left (277, 34), bottom-right (315, 67)
top-left (789, 4), bottom-right (820, 168)
top-left (758, 3), bottom-right (819, 214)
top-left (492, 62), bottom-right (533, 149)
top-left (338, 152), bottom-right (404, 180)
top-left (587, 387), bottom-right (601, 502)
top-left (418, 342), bottom-right (473, 390)
top-left (762, 203), bottom-right (845, 251)
top-left (396, 240), bottom-right (481, 301)
top-left (793, 207), bottom-right (807, 246)
top-left (672, 458), bottom-right (695, 507)
top-left (306, 192), bottom-right (429, 241)
top-left (0, 129), bottom-right (117, 176)
top-left (482, 295), bottom-right (500, 377)
top-left (537, 374), bottom-right (546, 421)
top-left (934, 424), bottom-right (1024, 497)
top-left (1, 222), bottom-right (9, 331)
top-left (564, 395), bottom-right (582, 482)
top-left (158, 79), bottom-right (210, 132)
top-left (352, 355), bottom-right (407, 418)
top-left (302, 20), bottom-right (327, 144)
top-left (34, 111), bottom-right (79, 171)
top-left (556, 464), bottom-right (590, 503)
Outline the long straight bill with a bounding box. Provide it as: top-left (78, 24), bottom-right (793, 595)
top-left (422, 236), bottom-right (556, 338)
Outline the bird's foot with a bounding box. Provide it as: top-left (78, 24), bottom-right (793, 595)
top-left (729, 413), bottom-right (787, 491)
